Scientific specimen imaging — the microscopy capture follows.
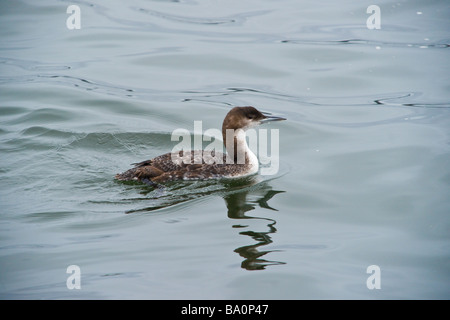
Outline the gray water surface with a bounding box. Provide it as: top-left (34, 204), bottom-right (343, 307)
top-left (0, 0), bottom-right (449, 299)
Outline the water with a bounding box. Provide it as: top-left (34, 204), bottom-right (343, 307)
top-left (1, 0), bottom-right (449, 299)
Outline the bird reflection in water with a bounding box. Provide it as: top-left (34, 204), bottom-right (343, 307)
top-left (123, 176), bottom-right (286, 270)
top-left (223, 183), bottom-right (286, 271)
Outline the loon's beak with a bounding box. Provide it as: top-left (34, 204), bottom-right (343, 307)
top-left (260, 114), bottom-right (286, 123)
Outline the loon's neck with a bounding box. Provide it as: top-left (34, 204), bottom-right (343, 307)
top-left (222, 128), bottom-right (258, 171)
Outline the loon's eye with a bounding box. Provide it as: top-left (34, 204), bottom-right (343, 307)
top-left (247, 114), bottom-right (255, 119)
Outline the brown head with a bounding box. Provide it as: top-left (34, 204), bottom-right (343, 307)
top-left (222, 106), bottom-right (286, 133)
top-left (221, 106), bottom-right (286, 162)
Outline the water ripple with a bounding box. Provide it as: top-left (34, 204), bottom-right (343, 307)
top-left (131, 7), bottom-right (239, 25)
top-left (184, 87), bottom-right (450, 109)
top-left (281, 38), bottom-right (450, 49)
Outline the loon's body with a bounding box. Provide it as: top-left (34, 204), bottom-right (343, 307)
top-left (115, 106), bottom-right (285, 184)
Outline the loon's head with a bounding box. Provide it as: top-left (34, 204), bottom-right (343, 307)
top-left (222, 106), bottom-right (286, 132)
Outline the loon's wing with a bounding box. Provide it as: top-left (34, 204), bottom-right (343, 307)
top-left (115, 150), bottom-right (230, 182)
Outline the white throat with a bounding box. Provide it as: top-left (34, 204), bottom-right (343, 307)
top-left (233, 128), bottom-right (259, 174)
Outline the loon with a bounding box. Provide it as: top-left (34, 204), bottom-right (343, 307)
top-left (115, 106), bottom-right (285, 184)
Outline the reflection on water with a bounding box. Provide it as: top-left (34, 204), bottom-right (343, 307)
top-left (121, 175), bottom-right (286, 271)
top-left (224, 186), bottom-right (286, 271)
